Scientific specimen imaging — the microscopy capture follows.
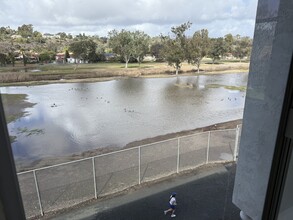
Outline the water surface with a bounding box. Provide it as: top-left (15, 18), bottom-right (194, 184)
top-left (1, 73), bottom-right (248, 161)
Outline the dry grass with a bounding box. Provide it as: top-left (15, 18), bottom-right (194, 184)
top-left (0, 62), bottom-right (249, 85)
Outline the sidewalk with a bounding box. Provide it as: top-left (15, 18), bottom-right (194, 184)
top-left (50, 163), bottom-right (240, 220)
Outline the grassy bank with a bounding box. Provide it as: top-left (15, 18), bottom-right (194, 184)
top-left (0, 61), bottom-right (249, 86)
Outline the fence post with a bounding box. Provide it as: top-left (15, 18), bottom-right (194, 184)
top-left (234, 125), bottom-right (240, 161)
top-left (139, 146), bottom-right (141, 184)
top-left (177, 138), bottom-right (180, 173)
top-left (33, 170), bottom-right (44, 216)
top-left (92, 157), bottom-right (97, 199)
top-left (206, 131), bottom-right (211, 164)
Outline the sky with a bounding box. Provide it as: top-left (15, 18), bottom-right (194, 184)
top-left (0, 0), bottom-right (258, 38)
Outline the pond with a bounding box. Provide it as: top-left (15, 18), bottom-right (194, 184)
top-left (1, 73), bottom-right (248, 163)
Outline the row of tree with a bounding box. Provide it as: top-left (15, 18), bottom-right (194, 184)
top-left (0, 24), bottom-right (252, 70)
top-left (107, 22), bottom-right (252, 74)
top-left (169, 22), bottom-right (252, 74)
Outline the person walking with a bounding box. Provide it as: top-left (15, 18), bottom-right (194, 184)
top-left (164, 192), bottom-right (177, 217)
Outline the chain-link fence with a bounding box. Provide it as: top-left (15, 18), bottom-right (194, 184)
top-left (17, 125), bottom-right (241, 219)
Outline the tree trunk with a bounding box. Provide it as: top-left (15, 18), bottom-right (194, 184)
top-left (11, 56), bottom-right (15, 67)
top-left (196, 60), bottom-right (200, 73)
top-left (138, 57), bottom-right (141, 66)
top-left (22, 52), bottom-right (26, 67)
top-left (125, 56), bottom-right (129, 68)
top-left (176, 66), bottom-right (179, 76)
top-left (74, 59), bottom-right (79, 70)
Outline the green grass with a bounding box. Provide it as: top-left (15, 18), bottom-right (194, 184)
top-left (207, 84), bottom-right (247, 91)
top-left (0, 62), bottom-right (157, 74)
top-left (0, 61), bottom-right (249, 86)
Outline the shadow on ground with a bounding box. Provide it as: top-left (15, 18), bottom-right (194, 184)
top-left (51, 163), bottom-right (240, 220)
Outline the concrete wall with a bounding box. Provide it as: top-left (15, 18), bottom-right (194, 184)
top-left (233, 0), bottom-right (293, 219)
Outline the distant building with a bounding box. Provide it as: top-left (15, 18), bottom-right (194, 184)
top-left (67, 58), bottom-right (88, 64)
top-left (55, 53), bottom-right (65, 63)
top-left (14, 51), bottom-right (39, 63)
top-left (43, 32), bottom-right (64, 39)
top-left (223, 53), bottom-right (236, 60)
top-left (55, 52), bottom-right (73, 63)
top-left (143, 55), bottom-right (156, 62)
top-left (11, 35), bottom-right (22, 39)
top-left (104, 53), bottom-right (116, 61)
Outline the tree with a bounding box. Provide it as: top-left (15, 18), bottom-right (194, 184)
top-left (232, 36), bottom-right (252, 61)
top-left (88, 49), bottom-right (98, 63)
top-left (150, 42), bottom-right (164, 62)
top-left (161, 22), bottom-right (192, 75)
top-left (0, 27), bottom-right (9, 36)
top-left (95, 39), bottom-right (107, 62)
top-left (13, 42), bottom-right (32, 66)
top-left (224, 34), bottom-right (234, 54)
top-left (0, 26), bottom-right (15, 40)
top-left (64, 50), bottom-right (70, 62)
top-left (131, 31), bottom-right (150, 65)
top-left (57, 32), bottom-right (67, 39)
top-left (39, 51), bottom-right (56, 63)
top-left (69, 39), bottom-right (97, 68)
top-left (0, 53), bottom-right (8, 66)
top-left (0, 41), bottom-right (16, 66)
top-left (33, 31), bottom-right (45, 43)
top-left (186, 29), bottom-right (210, 73)
top-left (75, 33), bottom-right (88, 40)
top-left (208, 38), bottom-right (228, 64)
top-left (17, 24), bottom-right (33, 38)
top-left (108, 29), bottom-right (133, 68)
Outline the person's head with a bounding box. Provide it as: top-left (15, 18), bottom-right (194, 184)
top-left (171, 192), bottom-right (176, 197)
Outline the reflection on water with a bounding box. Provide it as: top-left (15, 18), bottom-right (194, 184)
top-left (1, 73), bottom-right (248, 161)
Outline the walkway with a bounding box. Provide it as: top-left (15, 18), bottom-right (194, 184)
top-left (50, 163), bottom-right (240, 220)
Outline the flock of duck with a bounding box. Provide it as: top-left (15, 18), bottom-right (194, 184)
top-left (51, 87), bottom-right (136, 113)
top-left (50, 87), bottom-right (245, 108)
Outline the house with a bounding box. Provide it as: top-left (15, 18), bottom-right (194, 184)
top-left (67, 58), bottom-right (88, 64)
top-left (223, 53), bottom-right (236, 60)
top-left (11, 35), bottom-right (22, 39)
top-left (104, 53), bottom-right (116, 61)
top-left (55, 52), bottom-right (74, 63)
top-left (143, 55), bottom-right (156, 62)
top-left (43, 33), bottom-right (55, 39)
top-left (55, 53), bottom-right (65, 63)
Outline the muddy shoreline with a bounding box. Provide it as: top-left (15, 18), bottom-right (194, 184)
top-left (124, 119), bottom-right (242, 148)
top-left (16, 119), bottom-right (242, 172)
top-left (1, 93), bottom-right (35, 123)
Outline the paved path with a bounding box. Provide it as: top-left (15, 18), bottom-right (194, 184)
top-left (50, 163), bottom-right (240, 220)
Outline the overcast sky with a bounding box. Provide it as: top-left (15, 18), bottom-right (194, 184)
top-left (0, 0), bottom-right (258, 38)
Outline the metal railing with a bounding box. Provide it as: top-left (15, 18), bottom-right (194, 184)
top-left (17, 125), bottom-right (241, 218)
